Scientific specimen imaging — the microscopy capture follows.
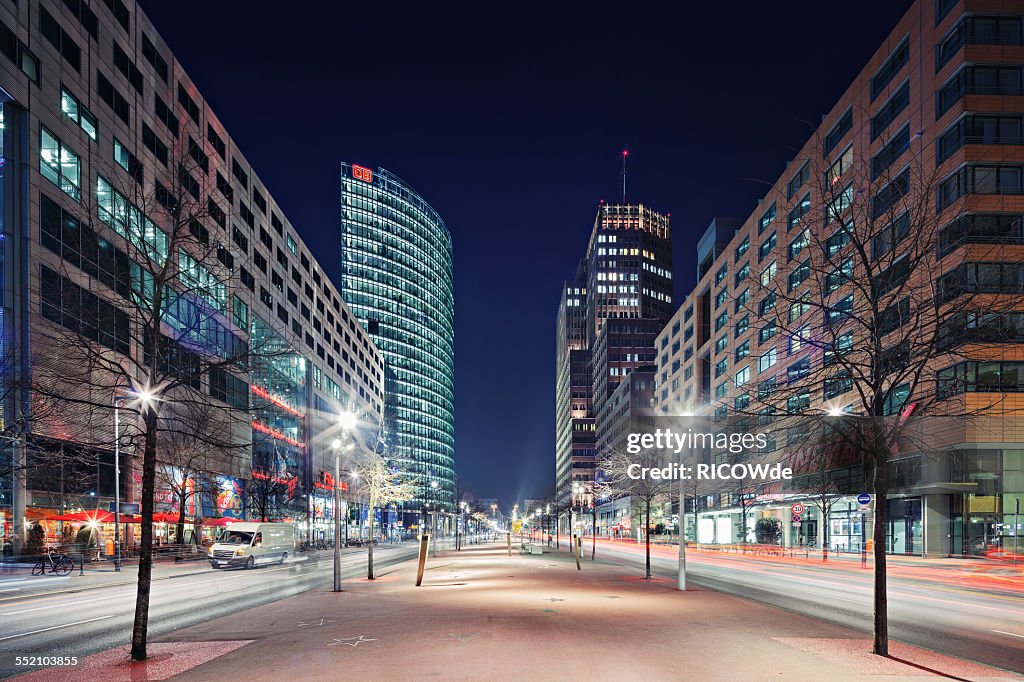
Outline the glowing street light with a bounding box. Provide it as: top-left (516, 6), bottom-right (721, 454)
top-left (333, 412), bottom-right (357, 593)
top-left (338, 411), bottom-right (358, 432)
top-left (113, 385), bottom-right (161, 572)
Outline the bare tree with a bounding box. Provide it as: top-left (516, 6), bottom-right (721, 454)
top-left (723, 120), bottom-right (1024, 656)
top-left (156, 402), bottom-right (242, 544)
top-left (28, 138), bottom-right (283, 660)
top-left (354, 450), bottom-right (413, 579)
top-left (247, 441), bottom-right (297, 523)
top-left (599, 447), bottom-right (674, 578)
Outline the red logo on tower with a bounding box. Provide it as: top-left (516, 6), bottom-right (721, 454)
top-left (352, 165), bottom-right (373, 183)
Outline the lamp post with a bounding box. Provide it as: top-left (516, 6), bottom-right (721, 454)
top-left (458, 501), bottom-right (468, 550)
top-left (333, 411), bottom-right (357, 593)
top-left (113, 395), bottom-right (125, 572)
top-left (112, 388), bottom-right (157, 572)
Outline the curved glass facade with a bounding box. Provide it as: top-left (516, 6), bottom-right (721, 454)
top-left (340, 164), bottom-right (455, 508)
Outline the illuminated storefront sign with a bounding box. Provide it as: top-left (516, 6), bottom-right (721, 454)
top-left (314, 470), bottom-right (348, 492)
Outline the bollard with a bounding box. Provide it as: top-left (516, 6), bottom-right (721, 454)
top-left (415, 534), bottom-right (430, 586)
top-left (861, 546), bottom-right (868, 569)
top-left (572, 533), bottom-right (581, 571)
top-left (507, 532), bottom-right (512, 557)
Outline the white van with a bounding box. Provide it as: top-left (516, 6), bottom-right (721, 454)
top-left (208, 522), bottom-right (295, 569)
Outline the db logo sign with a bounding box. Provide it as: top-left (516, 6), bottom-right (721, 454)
top-left (352, 165), bottom-right (373, 183)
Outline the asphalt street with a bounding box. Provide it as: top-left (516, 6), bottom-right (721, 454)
top-left (594, 541), bottom-right (1024, 674)
top-left (0, 544), bottom-right (418, 679)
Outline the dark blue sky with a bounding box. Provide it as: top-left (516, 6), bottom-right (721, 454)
top-left (139, 1), bottom-right (913, 507)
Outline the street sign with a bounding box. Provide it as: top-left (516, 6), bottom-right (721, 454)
top-left (857, 493), bottom-right (871, 506)
top-left (791, 503), bottom-right (805, 515)
top-left (109, 502), bottom-right (140, 514)
top-left (791, 514), bottom-right (802, 523)
top-left (792, 521), bottom-right (801, 527)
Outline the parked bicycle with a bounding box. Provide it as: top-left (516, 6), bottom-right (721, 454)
top-left (32, 548), bottom-right (75, 577)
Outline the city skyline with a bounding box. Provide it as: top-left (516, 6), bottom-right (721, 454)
top-left (136, 0), bottom-right (913, 504)
top-left (0, 0), bottom-right (1021, 677)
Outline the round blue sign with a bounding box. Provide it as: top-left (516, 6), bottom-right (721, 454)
top-left (857, 493), bottom-right (871, 505)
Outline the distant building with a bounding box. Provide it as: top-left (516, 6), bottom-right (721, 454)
top-left (555, 203), bottom-right (674, 530)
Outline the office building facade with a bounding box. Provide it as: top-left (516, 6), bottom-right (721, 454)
top-left (0, 0), bottom-right (384, 551)
top-left (339, 163), bottom-right (455, 511)
top-left (656, 0), bottom-right (1024, 556)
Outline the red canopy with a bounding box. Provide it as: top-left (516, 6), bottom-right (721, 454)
top-left (202, 517), bottom-right (241, 527)
top-left (51, 510), bottom-right (141, 524)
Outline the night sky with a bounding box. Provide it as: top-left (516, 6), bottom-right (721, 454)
top-left (138, 1), bottom-right (913, 509)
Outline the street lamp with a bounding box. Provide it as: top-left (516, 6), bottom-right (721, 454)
top-left (333, 411), bottom-right (356, 593)
top-left (546, 503), bottom-right (551, 545)
top-left (428, 480), bottom-right (439, 539)
top-left (458, 501), bottom-right (468, 550)
top-left (112, 387), bottom-right (158, 572)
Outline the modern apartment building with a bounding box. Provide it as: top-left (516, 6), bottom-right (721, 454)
top-left (656, 0), bottom-right (1024, 557)
top-left (0, 0), bottom-right (384, 552)
top-left (339, 163), bottom-right (455, 511)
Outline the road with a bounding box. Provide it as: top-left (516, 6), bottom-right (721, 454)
top-left (591, 539), bottom-right (1024, 674)
top-left (0, 544), bottom-right (418, 679)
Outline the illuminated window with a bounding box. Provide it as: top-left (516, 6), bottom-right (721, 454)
top-left (60, 87), bottom-right (97, 140)
top-left (39, 127), bottom-right (80, 201)
top-left (97, 176), bottom-right (168, 264)
top-left (179, 248), bottom-right (227, 312)
top-left (233, 295), bottom-right (249, 330)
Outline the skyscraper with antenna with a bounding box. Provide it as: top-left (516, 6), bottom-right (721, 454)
top-left (554, 153), bottom-right (674, 520)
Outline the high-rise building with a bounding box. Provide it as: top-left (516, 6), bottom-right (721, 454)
top-left (0, 0), bottom-right (384, 552)
top-left (555, 265), bottom-right (594, 500)
top-left (656, 0), bottom-right (1024, 555)
top-left (586, 205), bottom-right (674, 457)
top-left (555, 203), bottom-right (673, 509)
top-left (339, 163), bottom-right (455, 511)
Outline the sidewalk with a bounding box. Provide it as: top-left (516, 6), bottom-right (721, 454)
top-left (23, 542), bottom-right (1022, 681)
top-left (589, 537), bottom-right (1024, 589)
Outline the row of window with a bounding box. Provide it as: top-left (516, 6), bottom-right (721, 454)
top-left (20, 7), bottom-right (386, 409)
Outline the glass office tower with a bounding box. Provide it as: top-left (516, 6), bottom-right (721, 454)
top-left (340, 163), bottom-right (455, 509)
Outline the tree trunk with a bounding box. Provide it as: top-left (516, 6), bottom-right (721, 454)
top-left (645, 498), bottom-right (652, 579)
top-left (692, 495), bottom-right (698, 547)
top-left (568, 507), bottom-right (573, 553)
top-left (872, 471), bottom-right (889, 656)
top-left (176, 493), bottom-right (187, 545)
top-left (130, 408), bottom-right (158, 660)
top-left (367, 508), bottom-right (375, 580)
top-left (822, 501), bottom-right (830, 562)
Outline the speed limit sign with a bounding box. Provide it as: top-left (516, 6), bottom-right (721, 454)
top-left (791, 503), bottom-right (805, 516)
